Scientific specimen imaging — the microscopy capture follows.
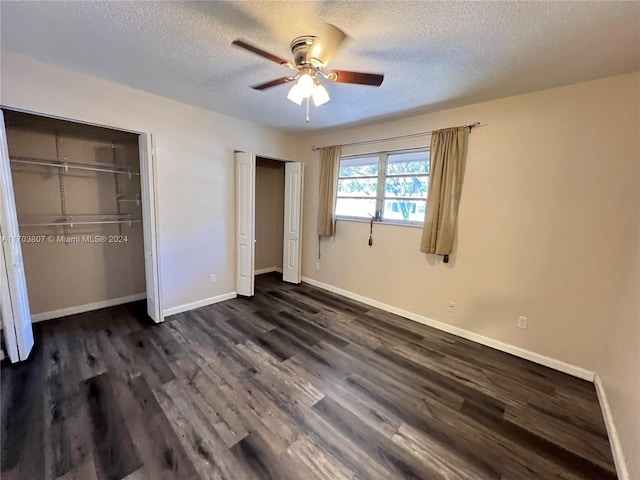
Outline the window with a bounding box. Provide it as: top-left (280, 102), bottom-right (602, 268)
top-left (336, 149), bottom-right (429, 224)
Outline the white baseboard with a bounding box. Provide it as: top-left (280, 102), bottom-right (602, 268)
top-left (594, 374), bottom-right (629, 480)
top-left (301, 276), bottom-right (595, 382)
top-left (255, 266), bottom-right (283, 275)
top-left (163, 292), bottom-right (237, 317)
top-left (31, 293), bottom-right (147, 323)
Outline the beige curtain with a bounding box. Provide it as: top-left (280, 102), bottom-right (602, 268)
top-left (420, 126), bottom-right (469, 257)
top-left (317, 145), bottom-right (342, 236)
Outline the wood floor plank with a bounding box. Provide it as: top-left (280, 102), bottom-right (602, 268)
top-left (343, 372), bottom-right (535, 479)
top-left (312, 395), bottom-right (446, 479)
top-left (460, 399), bottom-right (616, 479)
top-left (177, 357), bottom-right (250, 448)
top-left (229, 431), bottom-right (293, 480)
top-left (75, 318), bottom-right (108, 382)
top-left (1, 330), bottom-right (46, 480)
top-left (198, 360), bottom-right (300, 454)
top-left (145, 323), bottom-right (188, 364)
top-left (293, 283), bottom-right (370, 314)
top-left (44, 326), bottom-right (95, 480)
top-left (253, 329), bottom-right (297, 361)
top-left (154, 379), bottom-right (239, 480)
top-left (110, 373), bottom-right (200, 480)
top-left (52, 454), bottom-right (98, 480)
top-left (124, 330), bottom-right (175, 388)
top-left (265, 289), bottom-right (320, 315)
top-left (82, 373), bottom-right (142, 480)
top-left (392, 422), bottom-right (497, 480)
top-left (503, 404), bottom-right (614, 472)
top-left (283, 434), bottom-right (356, 480)
top-left (284, 353), bottom-right (409, 448)
top-left (239, 341), bottom-right (325, 407)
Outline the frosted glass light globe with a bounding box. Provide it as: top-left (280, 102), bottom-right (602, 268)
top-left (297, 73), bottom-right (315, 98)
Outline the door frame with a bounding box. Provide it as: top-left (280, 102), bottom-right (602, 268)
top-left (235, 152), bottom-right (303, 295)
top-left (0, 106), bottom-right (164, 360)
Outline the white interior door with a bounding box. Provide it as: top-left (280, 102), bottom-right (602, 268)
top-left (235, 151), bottom-right (255, 296)
top-left (0, 110), bottom-right (34, 362)
top-left (139, 133), bottom-right (162, 322)
top-left (283, 162), bottom-right (304, 284)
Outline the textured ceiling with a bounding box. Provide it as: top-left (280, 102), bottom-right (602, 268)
top-left (1, 1), bottom-right (639, 133)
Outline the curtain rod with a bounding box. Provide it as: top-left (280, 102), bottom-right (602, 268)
top-left (311, 122), bottom-right (481, 152)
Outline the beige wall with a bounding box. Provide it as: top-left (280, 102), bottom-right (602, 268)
top-left (0, 51), bottom-right (303, 312)
top-left (5, 116), bottom-right (145, 315)
top-left (255, 157), bottom-right (284, 272)
top-left (301, 73), bottom-right (639, 476)
top-left (597, 142), bottom-right (639, 477)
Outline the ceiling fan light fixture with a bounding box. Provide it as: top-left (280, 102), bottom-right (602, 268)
top-left (232, 24), bottom-right (384, 121)
top-left (312, 82), bottom-right (330, 106)
top-left (296, 72), bottom-right (315, 98)
top-left (287, 83), bottom-right (304, 105)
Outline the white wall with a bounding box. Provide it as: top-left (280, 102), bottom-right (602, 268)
top-left (0, 51), bottom-right (303, 313)
top-left (301, 73), bottom-right (639, 477)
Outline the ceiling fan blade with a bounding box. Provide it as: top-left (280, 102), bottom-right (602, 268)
top-left (232, 39), bottom-right (290, 66)
top-left (310, 23), bottom-right (347, 67)
top-left (251, 77), bottom-right (295, 90)
top-left (328, 70), bottom-right (384, 87)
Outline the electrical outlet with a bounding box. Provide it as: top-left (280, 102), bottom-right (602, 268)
top-left (315, 262), bottom-right (320, 270)
top-left (448, 301), bottom-right (455, 313)
top-left (209, 274), bottom-right (216, 284)
top-left (517, 316), bottom-right (528, 329)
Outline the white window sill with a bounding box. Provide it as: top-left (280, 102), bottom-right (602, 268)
top-left (336, 217), bottom-right (424, 229)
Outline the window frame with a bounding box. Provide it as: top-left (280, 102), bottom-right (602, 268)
top-left (335, 147), bottom-right (430, 227)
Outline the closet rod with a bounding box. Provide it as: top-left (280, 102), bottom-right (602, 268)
top-left (10, 156), bottom-right (140, 176)
top-left (311, 122), bottom-right (481, 151)
top-left (20, 220), bottom-right (141, 227)
top-left (18, 213), bottom-right (139, 228)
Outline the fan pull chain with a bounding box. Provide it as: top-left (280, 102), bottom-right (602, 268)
top-left (305, 97), bottom-right (310, 123)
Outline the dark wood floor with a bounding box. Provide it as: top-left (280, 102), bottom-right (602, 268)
top-left (2, 273), bottom-right (616, 479)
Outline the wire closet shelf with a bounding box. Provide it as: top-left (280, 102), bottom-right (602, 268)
top-left (9, 156), bottom-right (141, 177)
top-left (10, 154), bottom-right (142, 228)
top-left (18, 214), bottom-right (141, 228)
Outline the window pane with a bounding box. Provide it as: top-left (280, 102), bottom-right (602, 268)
top-left (386, 151), bottom-right (429, 175)
top-left (339, 156), bottom-right (379, 177)
top-left (338, 177), bottom-right (378, 197)
top-left (382, 199), bottom-right (426, 223)
top-left (384, 176), bottom-right (428, 198)
top-left (336, 198), bottom-right (377, 218)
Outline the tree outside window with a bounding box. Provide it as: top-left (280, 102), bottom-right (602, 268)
top-left (336, 149), bottom-right (429, 224)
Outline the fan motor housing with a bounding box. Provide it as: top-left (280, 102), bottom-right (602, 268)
top-left (290, 35), bottom-right (322, 68)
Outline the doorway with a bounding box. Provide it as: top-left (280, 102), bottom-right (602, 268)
top-left (234, 151), bottom-right (303, 297)
top-left (0, 108), bottom-right (162, 363)
top-left (255, 157), bottom-right (285, 276)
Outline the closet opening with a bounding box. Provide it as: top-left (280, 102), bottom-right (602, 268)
top-left (0, 109), bottom-right (162, 362)
top-left (255, 156), bottom-right (285, 279)
top-left (234, 151), bottom-right (303, 297)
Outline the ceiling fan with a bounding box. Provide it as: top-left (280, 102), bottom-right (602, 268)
top-left (232, 24), bottom-right (384, 109)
